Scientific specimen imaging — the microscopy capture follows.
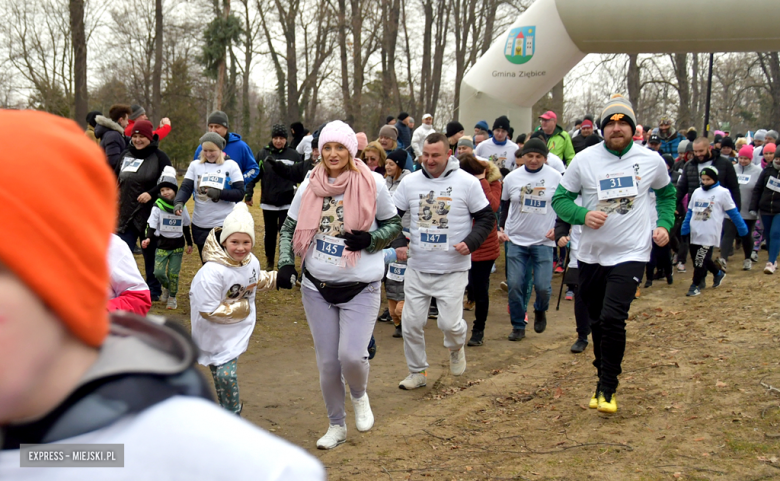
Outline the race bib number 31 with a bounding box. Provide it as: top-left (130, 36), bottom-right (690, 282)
top-left (420, 228), bottom-right (449, 251)
top-left (159, 213), bottom-right (183, 233)
top-left (313, 234), bottom-right (345, 266)
top-left (597, 174), bottom-right (638, 200)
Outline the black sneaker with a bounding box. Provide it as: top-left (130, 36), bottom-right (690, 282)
top-left (467, 330), bottom-right (484, 346)
top-left (570, 338), bottom-right (588, 353)
top-left (698, 279), bottom-right (706, 290)
top-left (686, 284), bottom-right (701, 297)
top-left (393, 325), bottom-right (403, 338)
top-left (367, 335), bottom-right (377, 359)
top-left (377, 308), bottom-right (392, 323)
top-left (644, 279), bottom-right (652, 288)
top-left (508, 328), bottom-right (526, 341)
top-left (712, 271), bottom-right (726, 288)
top-left (428, 305), bottom-right (439, 319)
top-left (533, 310), bottom-right (547, 333)
top-left (666, 270), bottom-right (674, 285)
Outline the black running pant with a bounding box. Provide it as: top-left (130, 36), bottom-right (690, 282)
top-left (466, 260), bottom-right (493, 332)
top-left (690, 244), bottom-right (720, 286)
top-left (720, 219), bottom-right (756, 260)
top-left (578, 261), bottom-right (644, 393)
top-left (262, 209), bottom-right (288, 268)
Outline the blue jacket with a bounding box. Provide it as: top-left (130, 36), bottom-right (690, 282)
top-left (659, 131), bottom-right (685, 157)
top-left (193, 132), bottom-right (259, 184)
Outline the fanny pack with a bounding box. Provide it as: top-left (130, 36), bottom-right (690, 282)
top-left (304, 268), bottom-right (368, 304)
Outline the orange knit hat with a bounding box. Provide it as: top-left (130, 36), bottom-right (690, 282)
top-left (0, 111), bottom-right (117, 347)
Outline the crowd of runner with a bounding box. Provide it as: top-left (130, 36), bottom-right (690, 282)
top-left (2, 93), bottom-right (777, 476)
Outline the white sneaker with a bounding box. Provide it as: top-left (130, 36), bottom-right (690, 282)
top-left (743, 259), bottom-right (752, 270)
top-left (316, 424), bottom-right (347, 450)
top-left (398, 371), bottom-right (427, 390)
top-left (449, 345), bottom-right (466, 376)
top-left (166, 297), bottom-right (178, 310)
top-left (751, 251), bottom-right (759, 263)
top-left (159, 287), bottom-right (169, 302)
top-left (350, 393), bottom-right (374, 432)
top-left (676, 262), bottom-right (686, 273)
top-left (765, 262), bottom-right (777, 275)
top-left (717, 257), bottom-right (728, 272)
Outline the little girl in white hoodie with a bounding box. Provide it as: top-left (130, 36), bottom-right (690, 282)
top-left (190, 203), bottom-right (276, 414)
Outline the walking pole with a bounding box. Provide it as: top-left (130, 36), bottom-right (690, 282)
top-left (556, 245), bottom-right (570, 311)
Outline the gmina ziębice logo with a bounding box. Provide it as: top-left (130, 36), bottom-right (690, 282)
top-left (504, 26), bottom-right (535, 65)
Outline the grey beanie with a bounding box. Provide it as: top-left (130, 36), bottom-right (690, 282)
top-left (755, 129), bottom-right (768, 141)
top-left (378, 124), bottom-right (398, 141)
top-left (129, 104), bottom-right (145, 120)
top-left (200, 132), bottom-right (226, 150)
top-left (677, 139), bottom-right (690, 154)
top-left (600, 94), bottom-right (637, 134)
top-left (767, 130), bottom-right (779, 141)
top-left (457, 136), bottom-right (474, 149)
top-left (207, 110), bottom-right (229, 129)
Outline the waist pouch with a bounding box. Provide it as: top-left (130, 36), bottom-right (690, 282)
top-left (304, 268), bottom-right (368, 304)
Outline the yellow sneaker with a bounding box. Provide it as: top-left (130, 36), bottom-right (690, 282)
top-left (588, 392), bottom-right (599, 409)
top-left (597, 392), bottom-right (617, 413)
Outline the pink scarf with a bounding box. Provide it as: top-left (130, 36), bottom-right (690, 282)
top-left (293, 158), bottom-right (377, 266)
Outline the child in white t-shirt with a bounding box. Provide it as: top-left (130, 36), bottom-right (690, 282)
top-left (189, 203), bottom-right (277, 414)
top-left (681, 166), bottom-right (748, 296)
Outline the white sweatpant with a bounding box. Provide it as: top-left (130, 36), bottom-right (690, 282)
top-left (401, 268), bottom-right (468, 373)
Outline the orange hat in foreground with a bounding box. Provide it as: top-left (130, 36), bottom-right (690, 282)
top-left (0, 110), bottom-right (117, 347)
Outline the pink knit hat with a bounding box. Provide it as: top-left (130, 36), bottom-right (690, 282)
top-left (319, 120), bottom-right (358, 158)
top-left (356, 132), bottom-right (368, 151)
top-left (738, 145), bottom-right (754, 159)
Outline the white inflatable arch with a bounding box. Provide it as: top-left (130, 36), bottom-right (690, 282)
top-left (460, 0), bottom-right (780, 134)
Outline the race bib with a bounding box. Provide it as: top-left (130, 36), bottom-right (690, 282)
top-left (420, 228), bottom-right (449, 251)
top-left (160, 213), bottom-right (183, 233)
top-left (121, 157), bottom-right (144, 173)
top-left (200, 174), bottom-right (226, 190)
top-left (521, 194), bottom-right (548, 214)
top-left (597, 173), bottom-right (638, 200)
top-left (313, 234), bottom-right (345, 266)
top-left (768, 176), bottom-right (780, 193)
top-left (387, 263), bottom-right (406, 282)
top-left (737, 174), bottom-right (751, 185)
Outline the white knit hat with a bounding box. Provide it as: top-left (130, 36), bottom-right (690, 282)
top-left (220, 203), bottom-right (255, 246)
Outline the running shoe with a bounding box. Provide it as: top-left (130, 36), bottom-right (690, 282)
top-left (765, 262), bottom-right (777, 275)
top-left (449, 346), bottom-right (466, 376)
top-left (743, 259), bottom-right (752, 270)
top-left (686, 284), bottom-right (701, 297)
top-left (428, 304), bottom-right (439, 319)
top-left (565, 290), bottom-right (574, 301)
top-left (393, 324), bottom-right (402, 338)
top-left (467, 330), bottom-right (484, 346)
top-left (597, 392), bottom-right (618, 413)
top-left (589, 383), bottom-right (601, 409)
top-left (717, 257), bottom-right (728, 272)
top-left (554, 264), bottom-right (565, 274)
top-left (159, 287), bottom-right (169, 303)
top-left (666, 270), bottom-right (674, 285)
top-left (351, 393), bottom-right (374, 432)
top-left (644, 279), bottom-right (652, 288)
top-left (463, 298), bottom-right (475, 311)
top-left (316, 424), bottom-right (347, 449)
top-left (570, 338), bottom-right (588, 353)
top-left (377, 308), bottom-right (392, 322)
top-left (508, 328), bottom-right (526, 341)
top-left (676, 262), bottom-right (686, 273)
top-left (712, 271), bottom-right (726, 288)
top-left (166, 297), bottom-right (177, 310)
top-left (399, 371), bottom-right (427, 390)
top-left (751, 251), bottom-right (759, 263)
top-left (533, 310), bottom-right (547, 333)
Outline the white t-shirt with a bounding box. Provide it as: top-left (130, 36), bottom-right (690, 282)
top-left (189, 254), bottom-right (261, 366)
top-left (107, 234), bottom-right (148, 300)
top-left (546, 152), bottom-right (566, 174)
top-left (184, 159), bottom-right (244, 228)
top-left (475, 138), bottom-right (519, 172)
top-left (501, 165), bottom-right (561, 247)
top-left (288, 172), bottom-right (397, 286)
top-left (393, 160), bottom-right (490, 274)
top-left (0, 396), bottom-right (325, 480)
top-left (560, 143), bottom-right (671, 266)
top-left (296, 135), bottom-right (313, 160)
top-left (687, 185), bottom-right (736, 247)
top-left (147, 205), bottom-right (191, 239)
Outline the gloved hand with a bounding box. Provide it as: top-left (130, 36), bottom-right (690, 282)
top-left (749, 210), bottom-right (758, 217)
top-left (207, 187), bottom-right (221, 202)
top-left (344, 230), bottom-right (372, 251)
top-left (174, 202), bottom-right (184, 214)
top-left (277, 264), bottom-right (298, 290)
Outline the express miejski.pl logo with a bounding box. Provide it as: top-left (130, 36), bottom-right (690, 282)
top-left (504, 26), bottom-right (535, 65)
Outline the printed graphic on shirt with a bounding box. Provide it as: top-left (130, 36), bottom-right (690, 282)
top-left (692, 197), bottom-right (715, 221)
top-left (418, 190), bottom-right (452, 229)
top-left (319, 197), bottom-right (345, 237)
top-left (518, 183), bottom-right (549, 214)
top-left (489, 153), bottom-right (508, 172)
top-left (225, 269), bottom-right (259, 301)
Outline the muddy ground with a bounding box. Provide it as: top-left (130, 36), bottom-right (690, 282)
top-left (143, 206), bottom-right (780, 480)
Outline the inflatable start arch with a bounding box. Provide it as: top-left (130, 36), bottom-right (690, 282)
top-left (460, 0), bottom-right (780, 134)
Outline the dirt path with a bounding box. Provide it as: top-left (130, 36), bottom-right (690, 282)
top-left (145, 207), bottom-right (780, 480)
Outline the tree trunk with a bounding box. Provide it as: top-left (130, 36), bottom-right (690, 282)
top-left (152, 0), bottom-right (163, 124)
top-left (672, 53), bottom-right (692, 129)
top-left (757, 52), bottom-right (780, 131)
top-left (241, 0), bottom-right (253, 135)
top-left (691, 54), bottom-right (700, 127)
top-left (214, 0), bottom-right (230, 111)
top-left (627, 54), bottom-right (640, 115)
top-left (551, 79), bottom-right (564, 119)
top-left (429, 0), bottom-right (450, 116)
top-left (69, 0), bottom-right (87, 127)
top-left (282, 4), bottom-right (299, 125)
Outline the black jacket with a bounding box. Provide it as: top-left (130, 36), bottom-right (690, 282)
top-left (571, 133), bottom-right (599, 154)
top-left (95, 115), bottom-right (128, 172)
top-left (116, 140), bottom-right (172, 234)
top-left (246, 143), bottom-right (302, 206)
top-left (750, 164), bottom-right (780, 215)
top-left (676, 153), bottom-right (740, 211)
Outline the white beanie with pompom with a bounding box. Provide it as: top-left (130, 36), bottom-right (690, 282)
top-left (220, 203), bottom-right (255, 246)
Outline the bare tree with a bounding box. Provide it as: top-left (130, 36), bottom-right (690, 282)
top-left (152, 0), bottom-right (163, 124)
top-left (70, 0), bottom-right (87, 126)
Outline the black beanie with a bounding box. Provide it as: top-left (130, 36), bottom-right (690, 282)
top-left (446, 121), bottom-right (465, 138)
top-left (386, 116), bottom-right (395, 124)
top-left (86, 110), bottom-right (102, 128)
top-left (207, 110), bottom-right (229, 129)
top-left (522, 138), bottom-right (548, 157)
top-left (397, 112), bottom-right (409, 121)
top-left (493, 115), bottom-right (510, 131)
top-left (700, 166), bottom-right (719, 182)
top-left (662, 154), bottom-right (675, 168)
top-left (721, 136), bottom-right (735, 149)
top-left (272, 123), bottom-right (288, 139)
top-left (386, 149), bottom-right (407, 167)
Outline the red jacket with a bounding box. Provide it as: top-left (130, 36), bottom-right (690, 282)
top-left (472, 162), bottom-right (502, 262)
top-left (125, 118), bottom-right (171, 140)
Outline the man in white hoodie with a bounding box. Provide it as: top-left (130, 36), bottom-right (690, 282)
top-left (411, 113), bottom-right (435, 160)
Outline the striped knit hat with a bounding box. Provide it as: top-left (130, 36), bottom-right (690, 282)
top-left (600, 94), bottom-right (636, 134)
